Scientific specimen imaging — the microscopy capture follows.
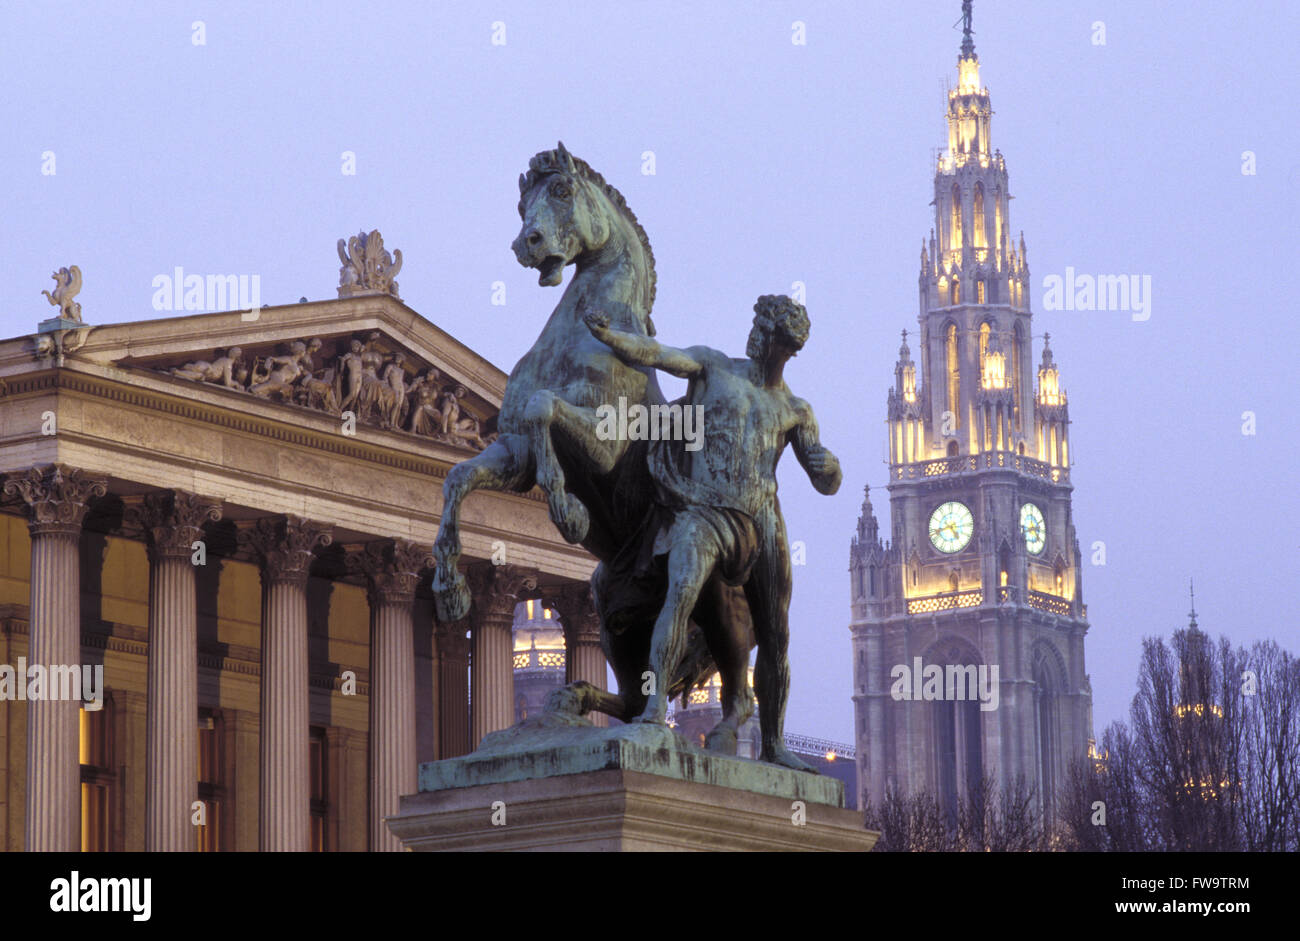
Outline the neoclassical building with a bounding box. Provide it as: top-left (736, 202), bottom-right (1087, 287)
top-left (0, 235), bottom-right (605, 851)
top-left (848, 16), bottom-right (1092, 817)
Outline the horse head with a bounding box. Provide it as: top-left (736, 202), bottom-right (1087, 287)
top-left (513, 141), bottom-right (627, 289)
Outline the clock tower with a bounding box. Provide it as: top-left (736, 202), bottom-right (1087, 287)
top-left (849, 3), bottom-right (1092, 818)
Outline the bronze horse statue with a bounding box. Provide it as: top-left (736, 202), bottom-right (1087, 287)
top-left (430, 143), bottom-right (753, 750)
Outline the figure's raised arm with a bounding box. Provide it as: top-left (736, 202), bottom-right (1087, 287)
top-left (791, 400), bottom-right (842, 496)
top-left (583, 309), bottom-right (703, 379)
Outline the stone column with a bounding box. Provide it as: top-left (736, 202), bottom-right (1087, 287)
top-left (554, 582), bottom-right (608, 727)
top-left (467, 564), bottom-right (536, 746)
top-left (435, 619), bottom-right (471, 758)
top-left (349, 539), bottom-right (431, 852)
top-left (133, 490), bottom-right (221, 851)
top-left (240, 515), bottom-right (332, 852)
top-left (2, 465), bottom-right (106, 852)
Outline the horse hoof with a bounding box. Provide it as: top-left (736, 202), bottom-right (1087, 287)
top-left (548, 492), bottom-right (590, 544)
top-left (704, 726), bottom-right (739, 756)
top-left (432, 568), bottom-right (471, 622)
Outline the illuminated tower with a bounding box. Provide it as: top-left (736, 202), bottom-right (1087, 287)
top-left (849, 3), bottom-right (1092, 818)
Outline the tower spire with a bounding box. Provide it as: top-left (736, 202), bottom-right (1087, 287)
top-left (959, 0), bottom-right (976, 58)
top-left (1188, 578), bottom-right (1198, 629)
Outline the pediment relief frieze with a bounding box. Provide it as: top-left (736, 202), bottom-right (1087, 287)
top-left (120, 330), bottom-right (498, 452)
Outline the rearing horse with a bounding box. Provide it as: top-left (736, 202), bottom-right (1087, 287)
top-left (431, 143), bottom-right (753, 746)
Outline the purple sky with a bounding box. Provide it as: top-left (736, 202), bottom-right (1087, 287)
top-left (4, 1), bottom-right (1296, 746)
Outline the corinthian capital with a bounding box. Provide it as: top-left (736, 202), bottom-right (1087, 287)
top-left (2, 464), bottom-right (107, 536)
top-left (130, 490), bottom-right (223, 561)
top-left (466, 562), bottom-right (539, 622)
top-left (239, 515), bottom-right (333, 584)
top-left (347, 538), bottom-right (433, 606)
top-left (552, 581), bottom-right (601, 646)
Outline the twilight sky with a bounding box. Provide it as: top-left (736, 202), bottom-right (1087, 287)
top-left (3, 1), bottom-right (1296, 746)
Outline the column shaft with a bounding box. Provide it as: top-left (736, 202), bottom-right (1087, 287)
top-left (4, 465), bottom-right (106, 853)
top-left (138, 489), bottom-right (220, 852)
top-left (145, 555), bottom-right (198, 849)
top-left (25, 530), bottom-right (81, 851)
top-left (369, 599), bottom-right (415, 851)
top-left (241, 515), bottom-right (331, 852)
top-left (471, 615), bottom-right (514, 745)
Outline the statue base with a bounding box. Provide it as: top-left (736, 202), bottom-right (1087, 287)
top-left (38, 316), bottom-right (85, 333)
top-left (387, 717), bottom-right (878, 851)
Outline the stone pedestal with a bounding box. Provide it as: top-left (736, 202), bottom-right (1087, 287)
top-left (387, 720), bottom-right (877, 852)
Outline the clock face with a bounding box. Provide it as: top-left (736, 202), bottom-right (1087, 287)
top-left (929, 501), bottom-right (974, 554)
top-left (1020, 503), bottom-right (1046, 555)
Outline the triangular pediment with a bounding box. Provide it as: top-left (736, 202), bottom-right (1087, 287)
top-left (78, 296), bottom-right (505, 451)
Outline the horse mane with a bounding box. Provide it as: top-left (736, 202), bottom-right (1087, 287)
top-left (521, 148), bottom-right (658, 321)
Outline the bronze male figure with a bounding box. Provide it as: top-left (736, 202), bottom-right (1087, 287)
top-left (584, 295), bottom-right (841, 771)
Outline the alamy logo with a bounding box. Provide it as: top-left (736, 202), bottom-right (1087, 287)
top-left (0, 659), bottom-right (103, 708)
top-left (890, 657), bottom-right (1000, 712)
top-left (595, 396), bottom-right (704, 452)
top-left (1041, 267), bottom-right (1151, 321)
top-left (151, 267), bottom-right (261, 313)
top-left (50, 871), bottom-right (151, 921)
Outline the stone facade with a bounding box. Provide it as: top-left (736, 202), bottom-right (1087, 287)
top-left (849, 33), bottom-right (1092, 818)
top-left (0, 286), bottom-right (606, 851)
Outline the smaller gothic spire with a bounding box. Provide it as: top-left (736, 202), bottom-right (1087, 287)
top-left (1188, 578), bottom-right (1198, 629)
top-left (857, 483), bottom-right (880, 545)
top-left (1041, 332), bottom-right (1054, 367)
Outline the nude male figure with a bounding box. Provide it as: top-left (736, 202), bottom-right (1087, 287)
top-left (584, 294), bottom-right (841, 771)
top-left (171, 347), bottom-right (244, 388)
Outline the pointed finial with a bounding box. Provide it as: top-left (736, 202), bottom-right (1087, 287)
top-left (1188, 578), bottom-right (1198, 629)
top-left (959, 0), bottom-right (975, 58)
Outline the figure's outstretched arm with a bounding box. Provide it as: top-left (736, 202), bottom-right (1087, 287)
top-left (583, 310), bottom-right (703, 379)
top-left (791, 403), bottom-right (842, 495)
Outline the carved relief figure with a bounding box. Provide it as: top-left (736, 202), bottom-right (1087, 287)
top-left (171, 347), bottom-right (244, 388)
top-left (335, 338), bottom-right (366, 412)
top-left (381, 352), bottom-right (411, 429)
top-left (249, 340), bottom-right (310, 400)
top-left (406, 369), bottom-right (444, 435)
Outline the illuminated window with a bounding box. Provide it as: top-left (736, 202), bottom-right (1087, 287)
top-left (197, 709), bottom-right (226, 851)
top-left (80, 701), bottom-right (113, 852)
top-left (310, 727), bottom-right (328, 852)
top-left (1012, 323), bottom-right (1023, 424)
top-left (945, 324), bottom-right (960, 424)
top-left (994, 189), bottom-right (1003, 258)
top-left (950, 183), bottom-right (962, 250)
top-left (977, 280), bottom-right (986, 304)
top-left (951, 278), bottom-right (961, 305)
top-left (972, 184), bottom-right (986, 249)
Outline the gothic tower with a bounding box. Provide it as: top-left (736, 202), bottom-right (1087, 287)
top-left (849, 3), bottom-right (1092, 818)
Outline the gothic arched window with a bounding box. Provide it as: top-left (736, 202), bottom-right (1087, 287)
top-left (1012, 322), bottom-right (1024, 424)
top-left (950, 183), bottom-right (963, 251)
top-left (945, 323), bottom-right (960, 426)
top-left (973, 183), bottom-right (986, 249)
